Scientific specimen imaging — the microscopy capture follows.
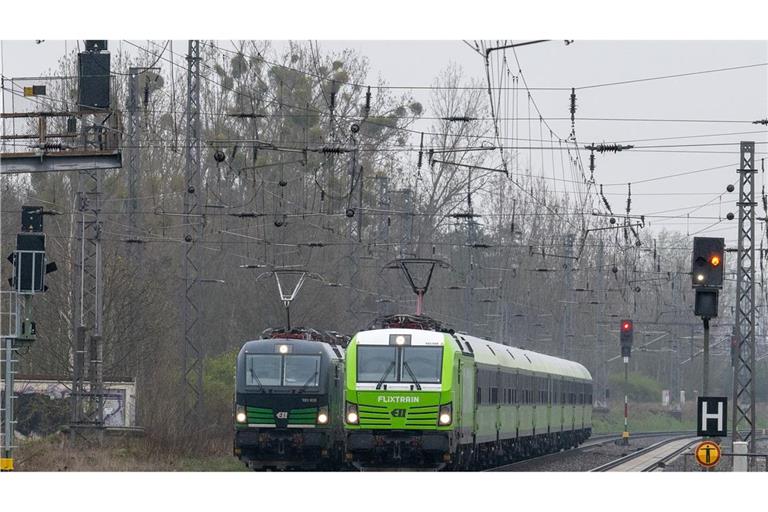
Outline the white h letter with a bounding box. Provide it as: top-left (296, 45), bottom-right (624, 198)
top-left (702, 401), bottom-right (723, 432)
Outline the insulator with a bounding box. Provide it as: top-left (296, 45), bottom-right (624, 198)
top-left (569, 87), bottom-right (576, 131)
top-left (364, 86), bottom-right (371, 117)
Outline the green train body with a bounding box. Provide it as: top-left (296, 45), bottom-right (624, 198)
top-left (344, 324), bottom-right (592, 469)
top-left (233, 336), bottom-right (345, 470)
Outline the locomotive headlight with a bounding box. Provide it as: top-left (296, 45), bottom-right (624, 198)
top-left (345, 402), bottom-right (359, 424)
top-left (438, 403), bottom-right (452, 426)
top-left (278, 344), bottom-right (289, 354)
top-left (317, 407), bottom-right (329, 425)
top-left (235, 404), bottom-right (247, 424)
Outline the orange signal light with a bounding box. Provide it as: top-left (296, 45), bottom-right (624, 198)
top-left (710, 255), bottom-right (721, 267)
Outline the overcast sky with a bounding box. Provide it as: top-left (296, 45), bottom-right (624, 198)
top-left (2, 39), bottom-right (767, 245)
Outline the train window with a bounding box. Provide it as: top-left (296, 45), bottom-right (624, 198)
top-left (246, 354), bottom-right (282, 387)
top-left (401, 346), bottom-right (443, 384)
top-left (477, 386), bottom-right (482, 404)
top-left (283, 355), bottom-right (321, 387)
top-left (491, 387), bottom-right (498, 404)
top-left (356, 346), bottom-right (397, 383)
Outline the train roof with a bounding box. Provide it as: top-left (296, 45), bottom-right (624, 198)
top-left (353, 327), bottom-right (590, 381)
top-left (239, 337), bottom-right (344, 360)
top-left (455, 333), bottom-right (592, 380)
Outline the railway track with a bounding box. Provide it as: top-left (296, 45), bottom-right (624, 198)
top-left (590, 435), bottom-right (699, 472)
top-left (486, 431), bottom-right (696, 472)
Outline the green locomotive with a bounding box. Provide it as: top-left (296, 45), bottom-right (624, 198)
top-left (233, 328), bottom-right (346, 470)
top-left (343, 315), bottom-right (592, 470)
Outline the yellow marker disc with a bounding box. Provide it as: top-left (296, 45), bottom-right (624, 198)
top-left (694, 440), bottom-right (721, 468)
top-left (0, 458), bottom-right (13, 471)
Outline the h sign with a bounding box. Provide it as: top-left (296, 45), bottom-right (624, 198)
top-left (697, 397), bottom-right (728, 437)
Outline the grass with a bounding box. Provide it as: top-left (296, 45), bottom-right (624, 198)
top-left (591, 402), bottom-right (695, 434)
top-left (14, 433), bottom-right (247, 472)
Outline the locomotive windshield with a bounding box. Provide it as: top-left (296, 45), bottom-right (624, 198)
top-left (245, 354), bottom-right (321, 388)
top-left (400, 346), bottom-right (442, 384)
top-left (357, 345), bottom-right (442, 384)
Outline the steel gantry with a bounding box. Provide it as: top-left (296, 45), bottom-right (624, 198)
top-left (733, 141), bottom-right (757, 458)
top-left (182, 40), bottom-right (204, 424)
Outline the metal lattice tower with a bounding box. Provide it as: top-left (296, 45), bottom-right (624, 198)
top-left (182, 40), bottom-right (204, 423)
top-left (559, 233), bottom-right (575, 359)
top-left (594, 239), bottom-right (607, 408)
top-left (733, 140), bottom-right (757, 456)
top-left (71, 167), bottom-right (105, 442)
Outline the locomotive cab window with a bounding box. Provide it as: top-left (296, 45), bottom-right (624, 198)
top-left (245, 353), bottom-right (321, 387)
top-left (284, 355), bottom-right (321, 387)
top-left (401, 346), bottom-right (442, 384)
top-left (357, 345), bottom-right (443, 384)
top-left (246, 354), bottom-right (282, 387)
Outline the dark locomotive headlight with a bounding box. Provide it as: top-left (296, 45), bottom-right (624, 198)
top-left (438, 403), bottom-right (452, 426)
top-left (317, 406), bottom-right (329, 425)
top-left (345, 402), bottom-right (359, 425)
top-left (235, 404), bottom-right (247, 424)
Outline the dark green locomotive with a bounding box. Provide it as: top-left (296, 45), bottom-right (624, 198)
top-left (233, 328), bottom-right (346, 470)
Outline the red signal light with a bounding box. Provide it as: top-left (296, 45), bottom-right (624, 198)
top-left (621, 320), bottom-right (632, 332)
top-left (710, 255), bottom-right (721, 267)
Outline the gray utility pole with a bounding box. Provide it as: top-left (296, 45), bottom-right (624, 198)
top-left (70, 168), bottom-right (105, 444)
top-left (733, 141), bottom-right (757, 460)
top-left (374, 175), bottom-right (390, 316)
top-left (1, 334), bottom-right (16, 471)
top-left (671, 272), bottom-right (682, 411)
top-left (462, 165), bottom-right (478, 333)
top-left (594, 239), bottom-right (607, 408)
top-left (702, 318), bottom-right (710, 396)
top-left (559, 233), bottom-right (575, 359)
top-left (182, 40), bottom-right (204, 424)
top-left (125, 67), bottom-right (157, 253)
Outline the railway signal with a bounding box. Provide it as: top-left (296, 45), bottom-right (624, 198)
top-left (691, 237), bottom-right (724, 288)
top-left (619, 319), bottom-right (633, 359)
top-left (2, 207), bottom-right (57, 472)
top-left (691, 237), bottom-right (724, 397)
top-left (619, 319), bottom-right (633, 445)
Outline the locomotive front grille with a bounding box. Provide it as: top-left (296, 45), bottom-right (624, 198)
top-left (246, 406), bottom-right (275, 426)
top-left (358, 403), bottom-right (391, 428)
top-left (287, 407), bottom-right (318, 426)
top-left (356, 403), bottom-right (440, 428)
top-left (404, 404), bottom-right (439, 427)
